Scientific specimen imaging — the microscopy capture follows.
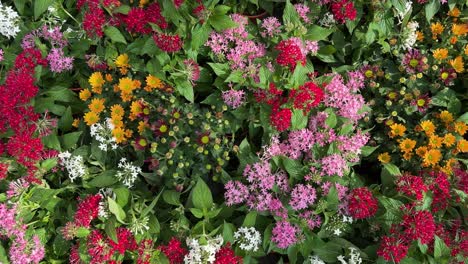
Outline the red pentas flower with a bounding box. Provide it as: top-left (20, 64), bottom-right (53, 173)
top-left (87, 230), bottom-right (115, 264)
top-left (146, 2), bottom-right (168, 30)
top-left (137, 239), bottom-right (155, 264)
top-left (214, 243), bottom-right (243, 264)
top-left (124, 8), bottom-right (149, 34)
top-left (347, 187), bottom-right (378, 219)
top-left (153, 34), bottom-right (183, 52)
top-left (331, 0), bottom-right (357, 24)
top-left (396, 173), bottom-right (428, 201)
top-left (377, 235), bottom-right (409, 263)
top-left (276, 39), bottom-right (306, 71)
top-left (0, 162), bottom-right (8, 180)
top-left (174, 0), bottom-right (183, 8)
top-left (6, 130), bottom-right (44, 168)
top-left (270, 107), bottom-right (292, 132)
top-left (401, 210), bottom-right (436, 244)
top-left (83, 8), bottom-right (106, 37)
top-left (427, 171), bottom-right (450, 213)
top-left (158, 238), bottom-right (188, 264)
top-left (108, 227), bottom-right (137, 255)
top-left (73, 194), bottom-right (102, 227)
top-left (289, 82), bottom-right (324, 114)
top-left (70, 243), bottom-right (85, 264)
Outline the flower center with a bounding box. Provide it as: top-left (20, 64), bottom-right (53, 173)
top-left (417, 99), bottom-right (426, 107)
top-left (409, 59), bottom-right (419, 67)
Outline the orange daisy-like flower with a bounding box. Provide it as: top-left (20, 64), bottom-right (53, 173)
top-left (438, 111), bottom-right (454, 124)
top-left (146, 75), bottom-right (163, 89)
top-left (420, 120), bottom-right (436, 136)
top-left (448, 7), bottom-right (460, 17)
top-left (428, 135), bottom-right (444, 149)
top-left (72, 118), bottom-right (80, 128)
top-left (389, 123), bottom-right (406, 138)
top-left (89, 72), bottom-right (105, 91)
top-left (88, 98), bottom-right (106, 114)
top-left (423, 149), bottom-right (442, 167)
top-left (432, 48), bottom-right (448, 61)
top-left (415, 146), bottom-right (428, 157)
top-left (454, 121), bottom-right (467, 136)
top-left (79, 89), bottom-right (92, 101)
top-left (399, 138), bottom-right (417, 153)
top-left (84, 111), bottom-right (99, 126)
top-left (119, 77), bottom-right (136, 94)
top-left (138, 120), bottom-right (149, 134)
top-left (449, 56), bottom-right (465, 73)
top-left (457, 139), bottom-right (468, 153)
top-left (443, 133), bottom-right (456, 147)
top-left (112, 127), bottom-right (126, 143)
top-left (416, 31), bottom-right (424, 41)
top-left (115, 54), bottom-right (129, 68)
top-left (431, 22), bottom-right (444, 39)
top-left (111, 104), bottom-right (125, 120)
top-left (378, 152), bottom-right (391, 164)
top-left (452, 23), bottom-right (468, 36)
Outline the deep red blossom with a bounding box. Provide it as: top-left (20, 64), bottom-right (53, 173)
top-left (74, 194), bottom-right (102, 227)
top-left (70, 243), bottom-right (85, 264)
top-left (108, 227), bottom-right (137, 255)
top-left (427, 171), bottom-right (450, 213)
top-left (87, 230), bottom-right (114, 264)
top-left (396, 174), bottom-right (428, 201)
top-left (158, 238), bottom-right (188, 264)
top-left (401, 210), bottom-right (436, 244)
top-left (0, 162), bottom-right (8, 180)
top-left (270, 107), bottom-right (292, 132)
top-left (193, 4), bottom-right (207, 23)
top-left (214, 243), bottom-right (243, 264)
top-left (276, 39), bottom-right (306, 71)
top-left (174, 0), bottom-right (183, 8)
top-left (347, 187), bottom-right (378, 219)
top-left (289, 82), bottom-right (324, 114)
top-left (153, 34), bottom-right (183, 52)
top-left (137, 239), bottom-right (155, 264)
top-left (331, 0), bottom-right (357, 24)
top-left (83, 9), bottom-right (106, 37)
top-left (6, 131), bottom-right (44, 168)
top-left (454, 167), bottom-right (468, 194)
top-left (146, 2), bottom-right (168, 29)
top-left (124, 8), bottom-right (149, 34)
top-left (377, 235), bottom-right (409, 263)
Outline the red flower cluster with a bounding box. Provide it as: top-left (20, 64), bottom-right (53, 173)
top-left (331, 0), bottom-right (357, 24)
top-left (153, 34), bottom-right (183, 52)
top-left (289, 82), bottom-right (324, 114)
top-left (137, 239), bottom-right (156, 264)
top-left (276, 39), bottom-right (306, 71)
top-left (396, 173), bottom-right (428, 201)
top-left (87, 228), bottom-right (137, 264)
top-left (174, 0), bottom-right (184, 8)
top-left (108, 227), bottom-right (137, 255)
top-left (83, 8), bottom-right (106, 37)
top-left (427, 171), bottom-right (450, 213)
top-left (73, 194), bottom-right (102, 227)
top-left (377, 235), bottom-right (409, 263)
top-left (347, 187), bottom-right (378, 219)
top-left (270, 107), bottom-right (292, 132)
top-left (158, 238), bottom-right (188, 264)
top-left (401, 210), bottom-right (436, 245)
top-left (123, 3), bottom-right (168, 34)
top-left (0, 162), bottom-right (8, 180)
top-left (214, 243), bottom-right (243, 264)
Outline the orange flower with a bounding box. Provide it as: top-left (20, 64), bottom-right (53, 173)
top-left (79, 89), bottom-right (91, 101)
top-left (403, 152), bottom-right (413, 161)
top-left (428, 135), bottom-right (443, 149)
top-left (389, 123), bottom-right (406, 138)
top-left (84, 111), bottom-right (99, 126)
top-left (416, 31), bottom-right (424, 41)
top-left (448, 7), bottom-right (460, 17)
top-left (449, 56), bottom-right (464, 73)
top-left (416, 146), bottom-right (428, 157)
top-left (452, 23), bottom-right (468, 36)
top-left (465, 45), bottom-right (468, 55)
top-left (420, 120), bottom-right (436, 136)
top-left (443, 133), bottom-right (456, 147)
top-left (457, 139), bottom-right (468, 153)
top-left (112, 127), bottom-right (126, 143)
top-left (439, 111), bottom-right (454, 123)
top-left (378, 152), bottom-right (391, 164)
top-left (431, 22), bottom-right (444, 39)
top-left (111, 104), bottom-right (125, 120)
top-left (399, 138), bottom-right (417, 153)
top-left (72, 118), bottom-right (80, 128)
top-left (450, 36), bottom-right (458, 44)
top-left (423, 149), bottom-right (442, 167)
top-left (454, 121), bottom-right (467, 136)
top-left (432, 48), bottom-right (448, 61)
top-left (88, 98), bottom-right (106, 114)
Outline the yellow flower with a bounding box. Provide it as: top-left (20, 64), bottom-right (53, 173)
top-left (423, 149), bottom-right (442, 167)
top-left (105, 74), bottom-right (113, 82)
top-left (121, 92), bottom-right (133, 102)
top-left (378, 152), bottom-right (391, 164)
top-left (389, 123), bottom-right (406, 138)
top-left (115, 54), bottom-right (129, 68)
top-left (88, 98), bottom-right (106, 114)
top-left (125, 129), bottom-right (133, 138)
top-left (428, 135), bottom-right (443, 149)
top-left (448, 7), bottom-right (460, 17)
top-left (431, 22), bottom-right (444, 38)
top-left (72, 118), bottom-right (80, 128)
top-left (452, 23), bottom-right (468, 36)
top-left (454, 121), bottom-right (467, 136)
top-left (432, 48), bottom-right (448, 61)
top-left (79, 89), bottom-right (92, 101)
top-left (111, 118), bottom-right (124, 128)
top-left (399, 138), bottom-right (417, 153)
top-left (119, 77), bottom-right (136, 94)
top-left (439, 110), bottom-right (454, 123)
top-left (146, 75), bottom-right (163, 89)
top-left (416, 31), bottom-right (424, 41)
top-left (442, 158), bottom-right (458, 175)
top-left (443, 133), bottom-right (456, 147)
top-left (112, 127), bottom-right (126, 143)
top-left (139, 0), bottom-right (149, 7)
top-left (457, 139), bottom-right (468, 153)
top-left (403, 152), bottom-right (413, 161)
top-left (89, 72), bottom-right (105, 90)
top-left (449, 56), bottom-right (464, 73)
top-left (130, 101), bottom-right (143, 120)
top-left (138, 121), bottom-right (149, 134)
top-left (420, 120), bottom-right (436, 136)
top-left (416, 146), bottom-right (428, 157)
top-left (111, 104), bottom-right (125, 120)
top-left (84, 111), bottom-right (99, 126)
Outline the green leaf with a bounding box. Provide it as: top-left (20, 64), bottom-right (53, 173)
top-left (58, 107), bottom-right (73, 132)
top-left (283, 0), bottom-right (301, 25)
top-left (192, 178), bottom-right (213, 210)
top-left (243, 212), bottom-right (257, 227)
top-left (108, 197), bottom-right (126, 223)
top-left (291, 109), bottom-right (308, 130)
top-left (42, 134), bottom-right (61, 151)
top-left (434, 235), bottom-right (450, 259)
top-left (190, 208), bottom-right (204, 218)
top-left (34, 0), bottom-right (54, 19)
top-left (457, 112), bottom-right (468, 123)
top-left (61, 132), bottom-right (83, 150)
top-left (105, 217), bottom-right (118, 243)
top-left (163, 190), bottom-right (181, 205)
top-left (383, 163), bottom-right (401, 176)
top-left (361, 146), bottom-right (379, 157)
top-left (75, 227), bottom-right (90, 238)
top-left (113, 4), bottom-right (131, 14)
top-left (88, 170), bottom-right (118, 187)
top-left (425, 0), bottom-right (440, 23)
top-left (214, 5), bottom-right (231, 15)
top-left (222, 222), bottom-right (235, 243)
top-left (191, 24), bottom-right (210, 50)
top-left (14, 0), bottom-right (27, 15)
top-left (114, 187), bottom-right (130, 207)
top-left (305, 25), bottom-right (334, 41)
top-left (141, 189), bottom-right (164, 217)
top-left (225, 70), bottom-right (244, 83)
top-left (209, 14), bottom-right (237, 31)
top-left (280, 156), bottom-right (304, 179)
top-left (175, 79), bottom-right (194, 102)
top-left (325, 111), bottom-right (337, 128)
top-left (104, 26), bottom-right (127, 44)
top-left (208, 63), bottom-right (229, 76)
top-left (291, 63), bottom-right (309, 87)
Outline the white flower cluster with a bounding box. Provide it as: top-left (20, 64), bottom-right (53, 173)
top-left (395, 0), bottom-right (412, 24)
top-left (116, 158), bottom-right (142, 188)
top-left (58, 151), bottom-right (87, 182)
top-left (184, 235), bottom-right (224, 264)
top-left (308, 255), bottom-right (326, 264)
top-left (319, 12), bottom-right (336, 28)
top-left (337, 247), bottom-right (363, 264)
top-left (234, 227), bottom-right (261, 251)
top-left (401, 21), bottom-right (419, 51)
top-left (130, 216), bottom-right (150, 235)
top-left (0, 2), bottom-right (20, 38)
top-left (90, 118), bottom-right (118, 151)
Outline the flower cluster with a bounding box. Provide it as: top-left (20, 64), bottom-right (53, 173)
top-left (116, 158), bottom-right (142, 188)
top-left (0, 2), bottom-right (20, 38)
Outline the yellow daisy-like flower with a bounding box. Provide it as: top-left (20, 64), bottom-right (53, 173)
top-left (428, 135), bottom-right (444, 149)
top-left (79, 89), bottom-right (92, 101)
top-left (450, 36), bottom-right (458, 44)
top-left (454, 121), bottom-right (467, 136)
top-left (138, 120), bottom-right (149, 134)
top-left (423, 149), bottom-right (442, 167)
top-left (89, 72), bottom-right (105, 90)
top-left (431, 22), bottom-right (444, 39)
top-left (439, 111), bottom-right (454, 123)
top-left (121, 92), bottom-right (133, 102)
top-left (125, 129), bottom-right (133, 138)
top-left (377, 152), bottom-right (391, 164)
top-left (416, 31), bottom-right (424, 41)
top-left (115, 54), bottom-right (129, 68)
top-left (452, 23), bottom-right (468, 36)
top-left (457, 139), bottom-right (468, 153)
top-left (112, 127), bottom-right (126, 143)
top-left (146, 75), bottom-right (163, 89)
top-left (442, 158), bottom-right (458, 175)
top-left (449, 56), bottom-right (465, 73)
top-left (420, 120), bottom-right (436, 136)
top-left (88, 98), bottom-right (106, 114)
top-left (84, 111), bottom-right (99, 126)
top-left (432, 48), bottom-right (448, 61)
top-left (110, 104), bottom-right (125, 120)
top-left (111, 118), bottom-right (124, 128)
top-left (119, 77), bottom-right (136, 94)
top-left (448, 7), bottom-right (460, 17)
top-left (139, 0), bottom-right (149, 7)
top-left (389, 123), bottom-right (406, 138)
top-left (72, 118), bottom-right (80, 128)
top-left (130, 101), bottom-right (143, 120)
top-left (415, 146), bottom-right (428, 157)
top-left (399, 138), bottom-right (417, 153)
top-left (443, 133), bottom-right (456, 147)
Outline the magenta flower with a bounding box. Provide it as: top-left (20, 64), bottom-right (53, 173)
top-left (272, 221), bottom-right (299, 248)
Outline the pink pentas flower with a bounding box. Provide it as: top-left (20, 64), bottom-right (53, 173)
top-left (9, 235), bottom-right (45, 264)
top-left (347, 70), bottom-right (365, 91)
top-left (272, 221), bottom-right (299, 249)
top-left (0, 48), bottom-right (3, 62)
top-left (224, 181), bottom-right (249, 206)
top-left (299, 211), bottom-right (322, 230)
top-left (305, 40), bottom-right (319, 54)
top-left (294, 3), bottom-right (311, 23)
top-left (321, 154), bottom-right (347, 177)
top-left (289, 184), bottom-right (317, 210)
top-left (222, 89), bottom-right (245, 109)
top-left (47, 48), bottom-right (74, 73)
top-left (260, 17), bottom-right (281, 37)
top-left (184, 59), bottom-right (200, 83)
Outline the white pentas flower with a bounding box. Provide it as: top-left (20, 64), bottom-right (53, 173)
top-left (319, 12), bottom-right (336, 27)
top-left (184, 235), bottom-right (224, 264)
top-left (90, 118), bottom-right (119, 151)
top-left (307, 255), bottom-right (325, 264)
top-left (116, 158), bottom-right (142, 188)
top-left (130, 215), bottom-right (150, 235)
top-left (337, 248), bottom-right (363, 264)
top-left (234, 227), bottom-right (261, 251)
top-left (58, 151), bottom-right (87, 182)
top-left (0, 1), bottom-right (20, 38)
top-left (401, 21), bottom-right (419, 51)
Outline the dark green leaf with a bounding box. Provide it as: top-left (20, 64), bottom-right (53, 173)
top-left (192, 178), bottom-right (213, 209)
top-left (104, 26), bottom-right (127, 44)
top-left (108, 197), bottom-right (126, 223)
top-left (88, 170), bottom-right (118, 187)
top-left (34, 0), bottom-right (54, 19)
